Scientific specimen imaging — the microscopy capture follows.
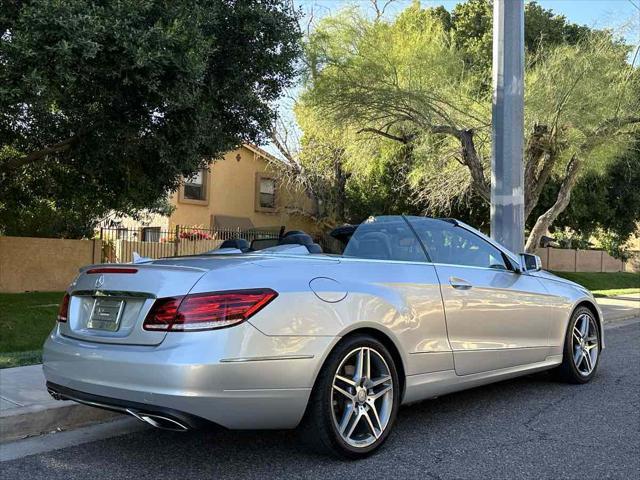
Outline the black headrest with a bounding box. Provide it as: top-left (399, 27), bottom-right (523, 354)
top-left (348, 231), bottom-right (391, 260)
top-left (220, 238), bottom-right (251, 252)
top-left (283, 230), bottom-right (306, 238)
top-left (277, 233), bottom-right (322, 253)
top-left (307, 243), bottom-right (323, 254)
top-left (278, 233), bottom-right (314, 246)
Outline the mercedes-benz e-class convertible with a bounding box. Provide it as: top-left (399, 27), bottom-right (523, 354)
top-left (43, 216), bottom-right (603, 458)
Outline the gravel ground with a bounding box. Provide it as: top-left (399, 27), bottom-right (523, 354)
top-left (1, 319), bottom-right (638, 480)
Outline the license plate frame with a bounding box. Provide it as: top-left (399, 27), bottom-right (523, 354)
top-left (87, 298), bottom-right (125, 332)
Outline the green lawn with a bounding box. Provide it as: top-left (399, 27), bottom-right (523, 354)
top-left (0, 291), bottom-right (63, 368)
top-left (552, 272), bottom-right (640, 297)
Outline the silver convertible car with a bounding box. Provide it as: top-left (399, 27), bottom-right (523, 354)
top-left (43, 216), bottom-right (603, 458)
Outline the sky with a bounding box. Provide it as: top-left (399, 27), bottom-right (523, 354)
top-left (523, 0), bottom-right (638, 32)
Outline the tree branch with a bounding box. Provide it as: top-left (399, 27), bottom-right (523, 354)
top-left (357, 127), bottom-right (414, 144)
top-left (525, 155), bottom-right (582, 252)
top-left (370, 0), bottom-right (396, 20)
top-left (358, 124), bottom-right (490, 201)
top-left (523, 124), bottom-right (559, 219)
top-left (525, 151), bottom-right (557, 219)
top-left (595, 116), bottom-right (640, 134)
top-left (3, 135), bottom-right (79, 170)
top-left (269, 128), bottom-right (298, 170)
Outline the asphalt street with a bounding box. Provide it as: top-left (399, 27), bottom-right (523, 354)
top-left (1, 319), bottom-right (638, 480)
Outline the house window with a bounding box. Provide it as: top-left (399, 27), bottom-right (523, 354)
top-left (183, 169), bottom-right (206, 200)
top-left (116, 228), bottom-right (128, 240)
top-left (258, 177), bottom-right (276, 209)
top-left (142, 227), bottom-right (161, 242)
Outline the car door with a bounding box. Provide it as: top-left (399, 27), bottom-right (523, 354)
top-left (406, 217), bottom-right (552, 375)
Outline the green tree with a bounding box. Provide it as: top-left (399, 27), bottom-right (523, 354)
top-left (0, 0), bottom-right (301, 237)
top-left (296, 1), bottom-right (639, 250)
top-left (448, 0), bottom-right (591, 80)
top-left (533, 138), bottom-right (640, 255)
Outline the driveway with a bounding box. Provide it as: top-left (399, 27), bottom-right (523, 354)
top-left (1, 319), bottom-right (638, 480)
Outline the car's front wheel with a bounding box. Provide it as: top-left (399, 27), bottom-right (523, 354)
top-left (302, 335), bottom-right (400, 459)
top-left (554, 306), bottom-right (601, 384)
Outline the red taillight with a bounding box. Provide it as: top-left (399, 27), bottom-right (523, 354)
top-left (86, 267), bottom-right (138, 274)
top-left (143, 296), bottom-right (183, 331)
top-left (143, 289), bottom-right (278, 332)
top-left (57, 293), bottom-right (70, 322)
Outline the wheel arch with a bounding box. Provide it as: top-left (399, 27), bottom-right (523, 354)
top-left (344, 327), bottom-right (406, 400)
top-left (310, 326), bottom-right (407, 403)
top-left (573, 299), bottom-right (604, 349)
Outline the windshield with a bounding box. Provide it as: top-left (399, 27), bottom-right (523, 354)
top-left (328, 216), bottom-right (427, 262)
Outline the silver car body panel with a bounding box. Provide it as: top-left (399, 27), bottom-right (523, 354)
top-left (433, 263), bottom-right (553, 375)
top-left (45, 321), bottom-right (337, 429)
top-left (43, 219), bottom-right (603, 429)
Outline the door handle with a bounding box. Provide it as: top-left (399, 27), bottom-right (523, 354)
top-left (449, 277), bottom-right (472, 290)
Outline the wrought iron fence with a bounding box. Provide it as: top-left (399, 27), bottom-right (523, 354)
top-left (99, 225), bottom-right (281, 263)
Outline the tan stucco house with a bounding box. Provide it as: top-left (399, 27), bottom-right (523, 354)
top-left (103, 144), bottom-right (318, 237)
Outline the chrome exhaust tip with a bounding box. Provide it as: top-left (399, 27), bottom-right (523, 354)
top-left (47, 387), bottom-right (65, 401)
top-left (125, 409), bottom-right (189, 432)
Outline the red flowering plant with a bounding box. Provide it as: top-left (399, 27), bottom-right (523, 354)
top-left (179, 228), bottom-right (213, 241)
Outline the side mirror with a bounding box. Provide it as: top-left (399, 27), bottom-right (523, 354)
top-left (519, 253), bottom-right (542, 272)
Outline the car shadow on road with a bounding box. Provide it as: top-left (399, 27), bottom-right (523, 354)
top-left (93, 370), bottom-right (572, 467)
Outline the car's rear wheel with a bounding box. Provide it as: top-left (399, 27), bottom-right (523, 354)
top-left (554, 306), bottom-right (601, 384)
top-left (302, 335), bottom-right (400, 459)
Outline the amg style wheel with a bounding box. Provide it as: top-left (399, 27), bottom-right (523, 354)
top-left (302, 335), bottom-right (400, 459)
top-left (554, 307), bottom-right (601, 384)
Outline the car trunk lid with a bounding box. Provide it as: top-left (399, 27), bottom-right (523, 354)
top-left (60, 264), bottom-right (208, 346)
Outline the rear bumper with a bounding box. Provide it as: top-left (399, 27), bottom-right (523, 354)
top-left (46, 381), bottom-right (208, 430)
top-left (43, 323), bottom-right (337, 429)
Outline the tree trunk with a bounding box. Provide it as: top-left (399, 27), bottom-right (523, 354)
top-left (459, 129), bottom-right (490, 202)
top-left (524, 155), bottom-right (581, 252)
top-left (334, 159), bottom-right (347, 221)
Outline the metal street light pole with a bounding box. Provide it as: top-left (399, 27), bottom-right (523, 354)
top-left (491, 0), bottom-right (525, 254)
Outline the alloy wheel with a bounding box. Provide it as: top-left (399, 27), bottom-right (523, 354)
top-left (572, 313), bottom-right (599, 376)
top-left (330, 347), bottom-right (394, 448)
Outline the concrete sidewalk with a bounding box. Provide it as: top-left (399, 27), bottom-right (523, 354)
top-left (0, 294), bottom-right (638, 444)
top-left (0, 365), bottom-right (118, 443)
top-left (596, 293), bottom-right (640, 323)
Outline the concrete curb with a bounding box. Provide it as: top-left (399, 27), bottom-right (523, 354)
top-left (1, 400), bottom-right (121, 444)
top-left (603, 315), bottom-right (638, 325)
top-left (604, 313), bottom-right (639, 324)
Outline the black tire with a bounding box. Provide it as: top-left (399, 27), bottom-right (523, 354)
top-left (553, 306), bottom-right (601, 384)
top-left (300, 334), bottom-right (400, 459)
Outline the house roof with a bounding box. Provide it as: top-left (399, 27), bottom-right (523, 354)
top-left (242, 143), bottom-right (283, 165)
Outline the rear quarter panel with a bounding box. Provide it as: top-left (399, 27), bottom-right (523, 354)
top-left (215, 256), bottom-right (453, 377)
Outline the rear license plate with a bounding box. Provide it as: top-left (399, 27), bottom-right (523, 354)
top-left (87, 298), bottom-right (125, 331)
